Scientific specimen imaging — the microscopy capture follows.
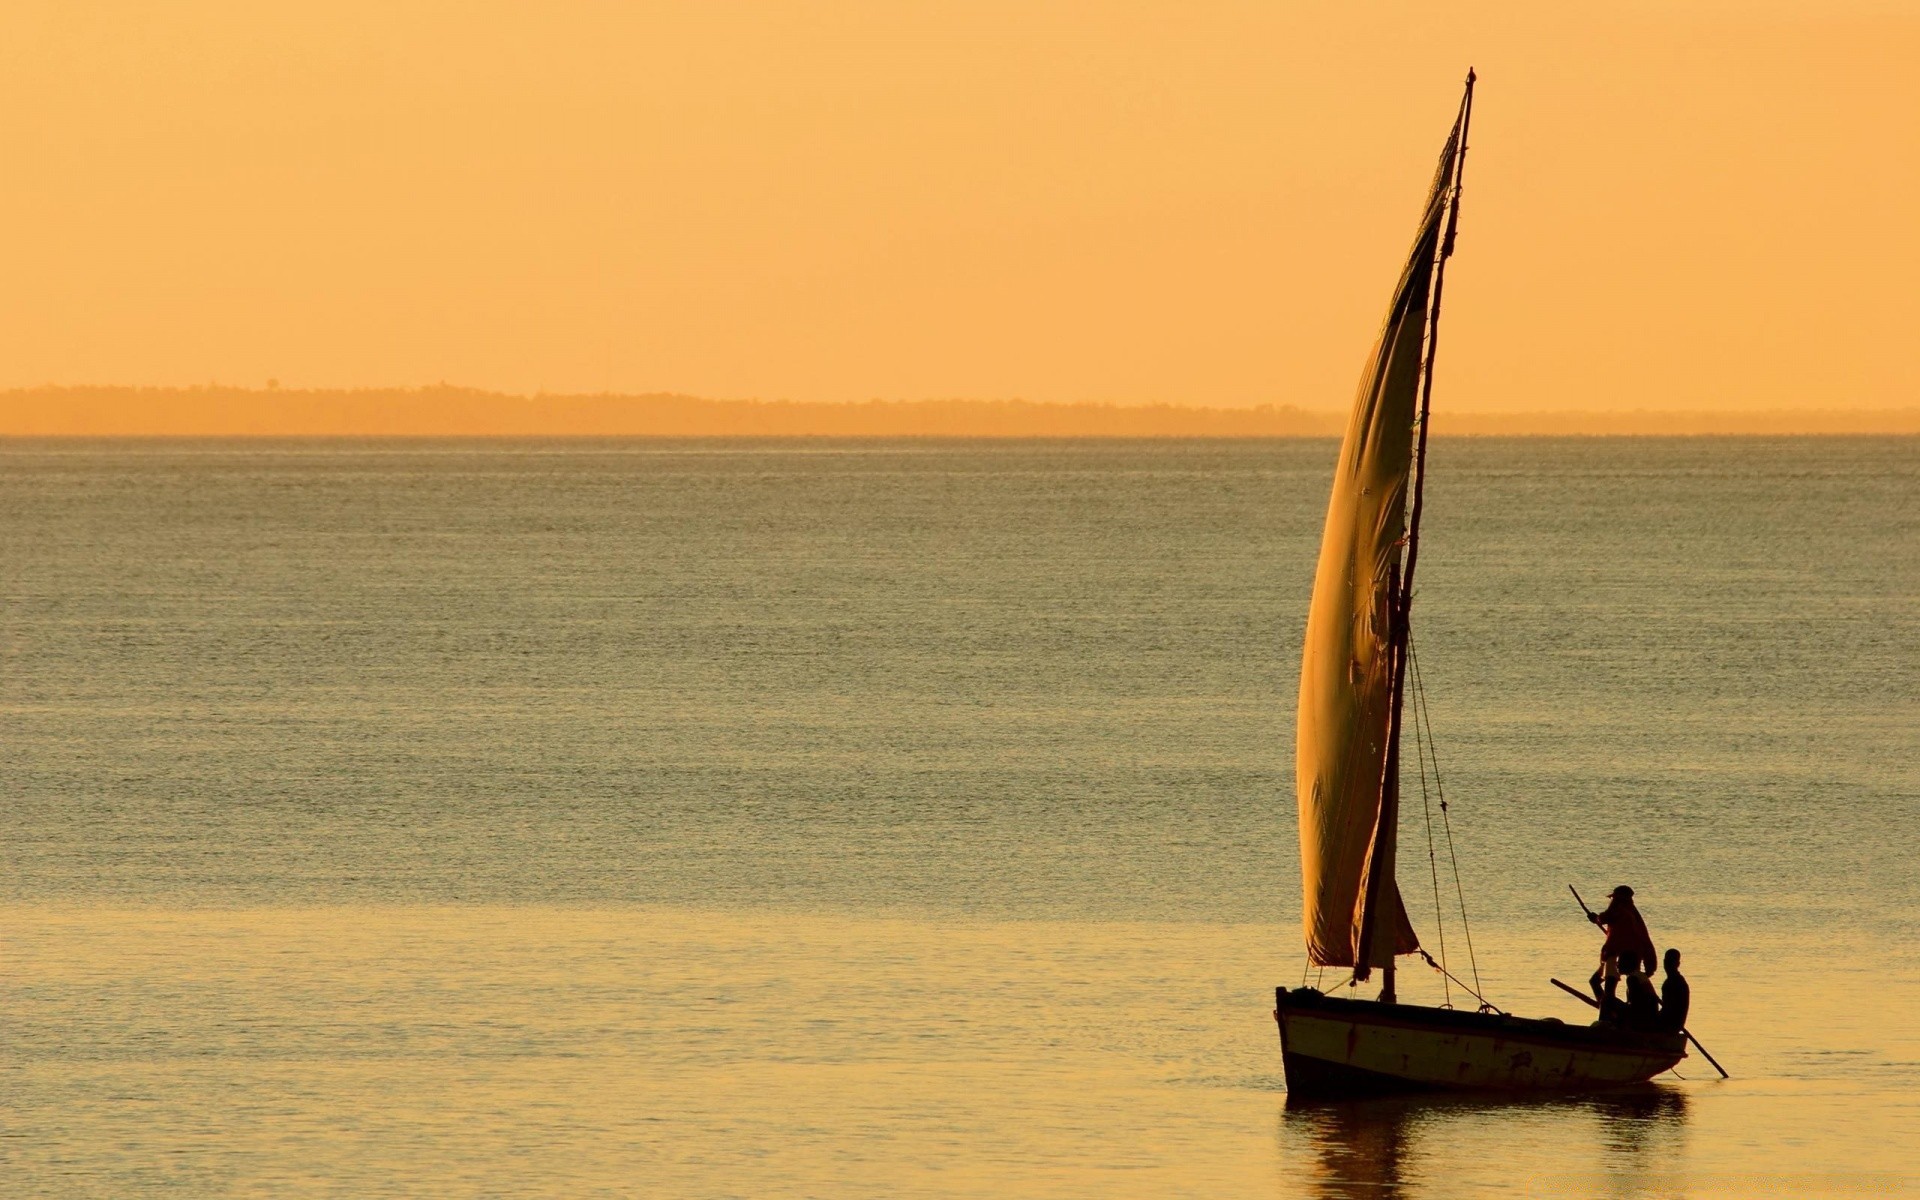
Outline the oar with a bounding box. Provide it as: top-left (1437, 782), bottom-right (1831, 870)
top-left (1552, 976), bottom-right (1598, 1009)
top-left (1565, 888), bottom-right (1731, 1079)
top-left (1680, 1027), bottom-right (1730, 1078)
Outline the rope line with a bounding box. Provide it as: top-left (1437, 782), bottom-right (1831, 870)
top-left (1409, 647), bottom-right (1451, 1008)
top-left (1409, 638), bottom-right (1484, 999)
top-left (1416, 949), bottom-right (1503, 1014)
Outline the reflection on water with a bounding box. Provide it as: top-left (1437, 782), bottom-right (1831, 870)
top-left (1583, 1089), bottom-right (1691, 1199)
top-left (1280, 1087), bottom-right (1689, 1199)
top-left (1588, 1087), bottom-right (1690, 1152)
top-left (1283, 1097), bottom-right (1415, 1199)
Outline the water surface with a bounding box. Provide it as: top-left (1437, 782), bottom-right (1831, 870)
top-left (3, 438), bottom-right (1916, 1195)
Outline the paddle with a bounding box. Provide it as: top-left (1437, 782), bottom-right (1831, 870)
top-left (1552, 976), bottom-right (1599, 1008)
top-left (1681, 1027), bottom-right (1730, 1078)
top-left (1566, 886), bottom-right (1730, 1078)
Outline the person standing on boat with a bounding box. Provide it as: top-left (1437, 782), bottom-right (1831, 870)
top-left (1658, 948), bottom-right (1691, 1033)
top-left (1594, 951), bottom-right (1627, 1024)
top-left (1588, 885), bottom-right (1657, 1003)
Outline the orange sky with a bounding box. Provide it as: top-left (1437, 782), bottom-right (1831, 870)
top-left (3, 2), bottom-right (1915, 412)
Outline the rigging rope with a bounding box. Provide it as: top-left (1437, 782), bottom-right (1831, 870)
top-left (1416, 949), bottom-right (1502, 1015)
top-left (1408, 640), bottom-right (1452, 1007)
top-left (1409, 638), bottom-right (1485, 999)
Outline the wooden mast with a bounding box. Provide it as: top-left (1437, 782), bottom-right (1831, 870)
top-left (1354, 71), bottom-right (1475, 999)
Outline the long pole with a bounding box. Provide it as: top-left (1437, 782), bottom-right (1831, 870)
top-left (1570, 884), bottom-right (1596, 920)
top-left (1683, 1030), bottom-right (1731, 1079)
top-left (1552, 977), bottom-right (1600, 1008)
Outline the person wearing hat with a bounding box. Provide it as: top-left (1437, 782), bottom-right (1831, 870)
top-left (1588, 885), bottom-right (1658, 1005)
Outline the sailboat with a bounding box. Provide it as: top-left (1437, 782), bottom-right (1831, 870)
top-left (1273, 72), bottom-right (1688, 1098)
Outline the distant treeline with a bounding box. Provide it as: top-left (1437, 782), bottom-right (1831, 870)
top-left (2, 386), bottom-right (1914, 437)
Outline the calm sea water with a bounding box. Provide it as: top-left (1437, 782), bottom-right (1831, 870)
top-left (3, 437), bottom-right (1916, 1196)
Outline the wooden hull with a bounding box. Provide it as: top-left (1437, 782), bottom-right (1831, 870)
top-left (1274, 986), bottom-right (1686, 1099)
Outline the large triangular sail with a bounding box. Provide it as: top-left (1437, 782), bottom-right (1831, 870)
top-left (1296, 79), bottom-right (1472, 972)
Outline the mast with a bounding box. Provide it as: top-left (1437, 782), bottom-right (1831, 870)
top-left (1352, 71), bottom-right (1475, 988)
top-left (1404, 69), bottom-right (1474, 613)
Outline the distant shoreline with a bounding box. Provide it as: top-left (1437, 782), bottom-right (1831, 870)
top-left (4, 387), bottom-right (1915, 438)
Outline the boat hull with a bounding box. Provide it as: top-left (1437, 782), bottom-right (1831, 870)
top-left (1275, 986), bottom-right (1686, 1099)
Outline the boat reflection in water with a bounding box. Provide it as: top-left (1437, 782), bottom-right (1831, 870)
top-left (1278, 1087), bottom-right (1689, 1198)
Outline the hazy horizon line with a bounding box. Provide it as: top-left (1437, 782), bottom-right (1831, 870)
top-left (4, 386), bottom-right (1916, 438)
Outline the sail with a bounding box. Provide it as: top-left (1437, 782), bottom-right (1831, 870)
top-left (1295, 121), bottom-right (1461, 969)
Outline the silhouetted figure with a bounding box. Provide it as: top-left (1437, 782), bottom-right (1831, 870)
top-left (1659, 948), bottom-right (1691, 1033)
top-left (1589, 885), bottom-right (1657, 1003)
top-left (1623, 954), bottom-right (1661, 1031)
top-left (1594, 950), bottom-right (1628, 1025)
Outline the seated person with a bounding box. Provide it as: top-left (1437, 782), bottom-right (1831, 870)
top-left (1622, 953), bottom-right (1661, 1031)
top-left (1659, 947), bottom-right (1691, 1033)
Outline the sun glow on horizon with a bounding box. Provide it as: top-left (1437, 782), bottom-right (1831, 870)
top-left (3, 2), bottom-right (1914, 419)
